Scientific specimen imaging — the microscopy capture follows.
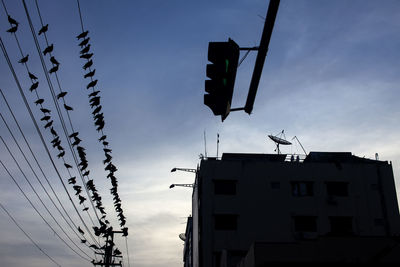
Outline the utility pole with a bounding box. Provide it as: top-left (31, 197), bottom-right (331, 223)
top-left (92, 228), bottom-right (124, 267)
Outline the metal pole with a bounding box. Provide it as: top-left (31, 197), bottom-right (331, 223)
top-left (244, 0), bottom-right (280, 114)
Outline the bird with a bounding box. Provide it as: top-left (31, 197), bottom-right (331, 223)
top-left (83, 60), bottom-right (93, 70)
top-left (68, 177), bottom-right (76, 184)
top-left (38, 24), bottom-right (48, 35)
top-left (82, 207), bottom-right (89, 211)
top-left (57, 151), bottom-right (65, 158)
top-left (28, 72), bottom-right (38, 80)
top-left (80, 53), bottom-right (93, 60)
top-left (80, 239), bottom-right (86, 244)
top-left (114, 248), bottom-right (121, 255)
top-left (43, 44), bottom-right (53, 55)
top-left (50, 56), bottom-right (59, 66)
top-left (40, 108), bottom-right (51, 114)
top-left (57, 91), bottom-right (67, 99)
top-left (92, 105), bottom-right (102, 115)
top-left (86, 79), bottom-right (98, 89)
top-left (6, 25), bottom-right (18, 33)
top-left (64, 104), bottom-right (73, 111)
top-left (72, 137), bottom-right (81, 146)
top-left (99, 135), bottom-right (107, 142)
top-left (40, 115), bottom-right (51, 121)
top-left (8, 15), bottom-right (19, 26)
top-left (89, 244), bottom-right (99, 250)
top-left (103, 141), bottom-right (109, 146)
top-left (88, 90), bottom-right (100, 97)
top-left (29, 82), bottom-right (39, 92)
top-left (83, 170), bottom-right (90, 176)
top-left (78, 226), bottom-right (84, 235)
top-left (78, 195), bottom-right (86, 204)
top-left (64, 163), bottom-right (73, 169)
top-left (76, 30), bottom-right (89, 40)
top-left (73, 186), bottom-right (82, 195)
top-left (50, 127), bottom-right (57, 136)
top-left (79, 37), bottom-right (90, 47)
top-left (18, 54), bottom-right (29, 64)
top-left (44, 120), bottom-right (53, 129)
top-left (80, 45), bottom-right (91, 55)
top-left (51, 137), bottom-right (59, 144)
top-left (84, 69), bottom-right (96, 79)
top-left (69, 132), bottom-right (79, 138)
top-left (89, 96), bottom-right (100, 107)
top-left (104, 148), bottom-right (112, 153)
top-left (49, 65), bottom-right (59, 74)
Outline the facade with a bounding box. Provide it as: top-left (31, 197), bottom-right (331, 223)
top-left (186, 152), bottom-right (400, 267)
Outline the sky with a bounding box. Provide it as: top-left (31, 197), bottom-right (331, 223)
top-left (0, 0), bottom-right (399, 266)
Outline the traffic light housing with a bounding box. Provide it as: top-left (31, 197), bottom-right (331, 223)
top-left (204, 38), bottom-right (239, 121)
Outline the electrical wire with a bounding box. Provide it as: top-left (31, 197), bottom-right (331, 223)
top-left (0, 201), bottom-right (62, 267)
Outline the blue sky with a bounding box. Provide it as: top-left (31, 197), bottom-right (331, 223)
top-left (0, 0), bottom-right (399, 266)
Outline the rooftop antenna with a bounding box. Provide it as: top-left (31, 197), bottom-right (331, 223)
top-left (268, 130), bottom-right (291, 154)
top-left (216, 133), bottom-right (220, 158)
top-left (291, 136), bottom-right (307, 155)
top-left (204, 130), bottom-right (208, 158)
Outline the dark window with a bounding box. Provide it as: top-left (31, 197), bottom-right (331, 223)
top-left (270, 182), bottom-right (280, 189)
top-left (291, 181), bottom-right (313, 196)
top-left (214, 214), bottom-right (237, 230)
top-left (329, 216), bottom-right (353, 235)
top-left (326, 182), bottom-right (348, 196)
top-left (213, 180), bottom-right (236, 195)
top-left (293, 216), bottom-right (317, 232)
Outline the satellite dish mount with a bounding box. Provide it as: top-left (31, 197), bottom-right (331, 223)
top-left (268, 130), bottom-right (292, 154)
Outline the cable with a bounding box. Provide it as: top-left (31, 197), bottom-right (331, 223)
top-left (0, 202), bottom-right (62, 267)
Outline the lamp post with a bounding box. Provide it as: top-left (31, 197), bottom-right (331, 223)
top-left (171, 167), bottom-right (197, 173)
top-left (169, 183), bottom-right (195, 189)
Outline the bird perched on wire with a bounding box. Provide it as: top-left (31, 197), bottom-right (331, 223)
top-left (6, 25), bottom-right (18, 33)
top-left (78, 226), bottom-right (85, 235)
top-left (64, 163), bottom-right (73, 169)
top-left (40, 108), bottom-right (51, 114)
top-left (80, 44), bottom-right (91, 55)
top-left (86, 79), bottom-right (98, 89)
top-left (69, 132), bottom-right (79, 138)
top-left (84, 69), bottom-right (96, 78)
top-left (92, 105), bottom-right (102, 115)
top-left (80, 53), bottom-right (93, 60)
top-left (82, 207), bottom-right (89, 211)
top-left (43, 44), bottom-right (53, 55)
top-left (38, 24), bottom-right (48, 35)
top-left (35, 98), bottom-right (44, 105)
top-left (50, 56), bottom-right (60, 66)
top-left (79, 37), bottom-right (90, 47)
top-left (57, 151), bottom-right (65, 158)
top-left (76, 30), bottom-right (89, 40)
top-left (57, 91), bottom-right (67, 99)
top-left (83, 60), bottom-right (93, 70)
top-left (18, 54), bottom-right (29, 64)
top-left (50, 127), bottom-right (57, 136)
top-left (89, 90), bottom-right (100, 97)
top-left (78, 195), bottom-right (86, 204)
top-left (8, 15), bottom-right (19, 26)
top-left (29, 82), bottom-right (39, 92)
top-left (44, 120), bottom-right (53, 129)
top-left (28, 72), bottom-right (38, 80)
top-left (68, 177), bottom-right (76, 184)
top-left (49, 65), bottom-right (59, 74)
top-left (40, 115), bottom-right (51, 121)
top-left (72, 137), bottom-right (81, 146)
top-left (90, 96), bottom-right (100, 107)
top-left (64, 104), bottom-right (73, 111)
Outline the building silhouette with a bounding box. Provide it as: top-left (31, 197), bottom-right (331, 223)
top-left (183, 152), bottom-right (400, 266)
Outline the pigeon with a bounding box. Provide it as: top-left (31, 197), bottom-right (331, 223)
top-left (82, 207), bottom-right (89, 211)
top-left (99, 135), bottom-right (107, 142)
top-left (89, 96), bottom-right (100, 107)
top-left (104, 148), bottom-right (112, 153)
top-left (57, 91), bottom-right (67, 99)
top-left (35, 98), bottom-right (45, 105)
top-left (103, 141), bottom-right (109, 146)
top-left (68, 177), bottom-right (76, 184)
top-left (89, 244), bottom-right (99, 250)
top-left (28, 72), bottom-right (38, 80)
top-left (86, 79), bottom-right (98, 89)
top-left (43, 44), bottom-right (53, 55)
top-left (64, 104), bottom-right (73, 111)
top-left (83, 170), bottom-right (90, 176)
top-left (83, 60), bottom-right (93, 70)
top-left (50, 127), bottom-right (57, 136)
top-left (79, 37), bottom-right (90, 47)
top-left (57, 151), bottom-right (65, 158)
top-left (40, 108), bottom-right (51, 114)
top-left (40, 115), bottom-right (51, 121)
top-left (114, 248), bottom-right (121, 255)
top-left (29, 82), bottom-right (39, 92)
top-left (78, 226), bottom-right (84, 235)
top-left (64, 163), bottom-right (73, 169)
top-left (80, 239), bottom-right (86, 244)
top-left (51, 137), bottom-right (60, 144)
top-left (84, 69), bottom-right (95, 79)
top-left (72, 137), bottom-right (81, 146)
top-left (80, 53), bottom-right (93, 60)
top-left (76, 30), bottom-right (89, 40)
top-left (69, 132), bottom-right (79, 138)
top-left (44, 120), bottom-right (53, 128)
top-left (88, 90), bottom-right (100, 97)
top-left (8, 15), bottom-right (19, 26)
top-left (80, 45), bottom-right (91, 55)
top-left (50, 56), bottom-right (59, 66)
top-left (6, 25), bottom-right (18, 33)
top-left (38, 24), bottom-right (48, 35)
top-left (49, 65), bottom-right (59, 74)
top-left (78, 195), bottom-right (86, 204)
top-left (18, 54), bottom-right (29, 64)
top-left (92, 105), bottom-right (102, 115)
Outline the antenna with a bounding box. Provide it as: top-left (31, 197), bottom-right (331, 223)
top-left (204, 130), bottom-right (207, 158)
top-left (291, 136), bottom-right (307, 155)
top-left (268, 130), bottom-right (291, 154)
top-left (216, 133), bottom-right (220, 158)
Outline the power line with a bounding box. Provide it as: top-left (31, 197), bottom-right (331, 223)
top-left (0, 201), bottom-right (62, 267)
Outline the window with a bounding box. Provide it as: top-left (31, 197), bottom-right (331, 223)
top-left (329, 216), bottom-right (353, 235)
top-left (291, 181), bottom-right (313, 196)
top-left (214, 214), bottom-right (238, 230)
top-left (326, 182), bottom-right (348, 196)
top-left (213, 180), bottom-right (236, 195)
top-left (270, 182), bottom-right (280, 189)
top-left (293, 216), bottom-right (317, 232)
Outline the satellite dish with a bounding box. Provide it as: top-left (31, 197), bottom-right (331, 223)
top-left (179, 233), bottom-right (186, 241)
top-left (268, 130), bottom-right (291, 154)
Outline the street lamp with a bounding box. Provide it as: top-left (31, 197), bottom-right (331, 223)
top-left (171, 167), bottom-right (197, 173)
top-left (169, 183), bottom-right (195, 189)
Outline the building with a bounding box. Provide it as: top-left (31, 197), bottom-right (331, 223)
top-left (186, 152), bottom-right (400, 266)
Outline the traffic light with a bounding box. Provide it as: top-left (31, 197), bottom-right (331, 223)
top-left (204, 38), bottom-right (239, 121)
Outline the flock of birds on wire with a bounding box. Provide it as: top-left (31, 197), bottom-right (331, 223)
top-left (4, 8), bottom-right (128, 262)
